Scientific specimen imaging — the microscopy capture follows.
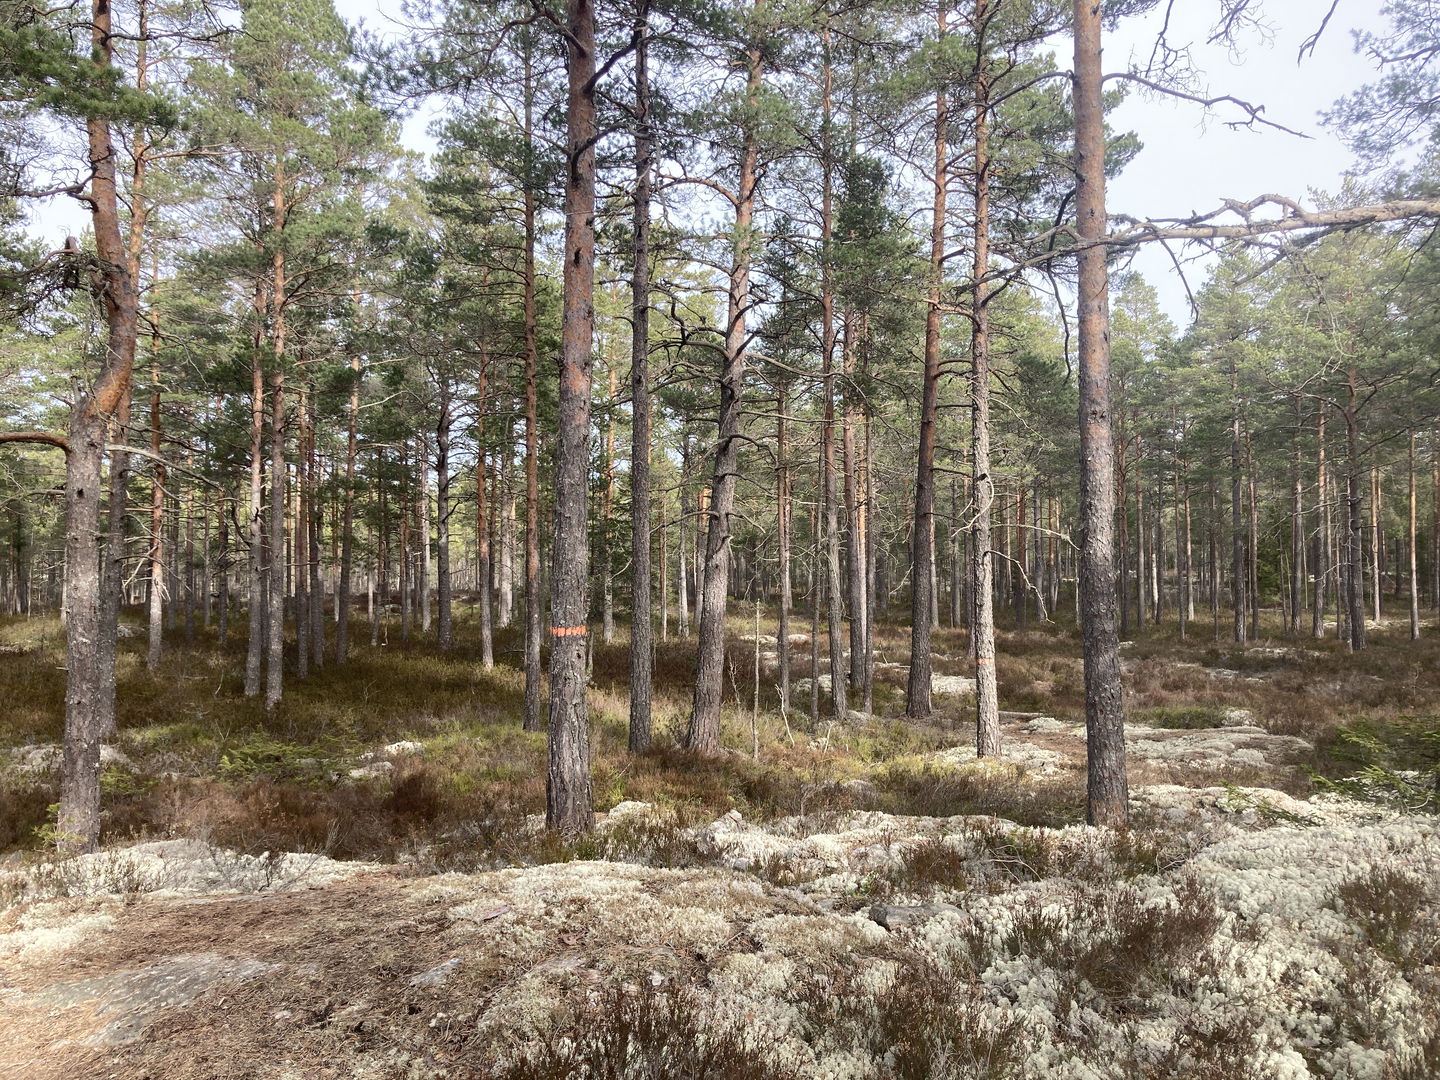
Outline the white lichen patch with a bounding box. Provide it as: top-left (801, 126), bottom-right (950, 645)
top-left (3, 840), bottom-right (381, 906)
top-left (926, 740), bottom-right (1071, 776)
top-left (1125, 724), bottom-right (1313, 769)
top-left (1133, 783), bottom-right (1405, 828)
top-left (0, 905), bottom-right (117, 960)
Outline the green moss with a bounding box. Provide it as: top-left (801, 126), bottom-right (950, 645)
top-left (1133, 705), bottom-right (1230, 730)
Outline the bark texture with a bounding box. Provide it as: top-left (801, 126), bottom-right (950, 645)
top-left (547, 0), bottom-right (597, 837)
top-left (1073, 0), bottom-right (1128, 827)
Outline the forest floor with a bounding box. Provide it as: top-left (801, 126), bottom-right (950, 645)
top-left (0, 605), bottom-right (1437, 1078)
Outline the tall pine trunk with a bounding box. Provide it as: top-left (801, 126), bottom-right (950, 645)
top-left (971, 18), bottom-right (999, 755)
top-left (338, 355), bottom-right (358, 662)
top-left (629, 2), bottom-right (654, 752)
top-left (687, 8), bottom-right (762, 754)
top-left (905, 3), bottom-right (947, 720)
top-left (547, 0), bottom-right (598, 836)
top-left (1073, 0), bottom-right (1127, 827)
top-left (56, 0), bottom-right (143, 850)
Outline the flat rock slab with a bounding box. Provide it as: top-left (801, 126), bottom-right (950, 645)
top-left (15, 952), bottom-right (279, 1046)
top-left (1125, 725), bottom-right (1313, 769)
top-left (868, 902), bottom-right (962, 930)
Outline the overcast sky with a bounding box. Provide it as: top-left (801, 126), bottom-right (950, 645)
top-left (21, 0), bottom-right (1391, 329)
top-left (1102, 0), bottom-right (1386, 325)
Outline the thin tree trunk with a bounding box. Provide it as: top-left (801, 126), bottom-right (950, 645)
top-left (1410, 433), bottom-right (1420, 639)
top-left (338, 355), bottom-right (358, 662)
top-left (863, 412), bottom-right (877, 715)
top-left (437, 381), bottom-right (453, 650)
top-left (147, 359), bottom-right (165, 670)
top-left (906, 3), bottom-right (947, 720)
top-left (819, 34), bottom-right (848, 723)
top-left (1371, 462), bottom-right (1382, 623)
top-left (1073, 0), bottom-right (1128, 827)
top-left (245, 279), bottom-right (266, 695)
top-left (477, 357), bottom-right (494, 669)
top-left (687, 10), bottom-right (762, 753)
top-left (629, 6), bottom-right (654, 751)
top-left (1314, 403), bottom-right (1328, 638)
top-left (1117, 437), bottom-right (1130, 638)
top-left (419, 437), bottom-right (432, 635)
top-left (266, 366), bottom-right (285, 710)
top-left (1290, 396), bottom-right (1304, 635)
top-left (971, 19), bottom-right (1000, 755)
top-left (309, 409), bottom-right (322, 667)
top-left (218, 494), bottom-right (230, 644)
top-left (1136, 444), bottom-right (1146, 633)
top-left (1344, 366), bottom-right (1365, 651)
top-left (601, 362), bottom-right (617, 643)
top-left (1246, 425), bottom-right (1259, 638)
top-left (295, 392), bottom-right (310, 679)
top-left (776, 394), bottom-right (791, 714)
top-left (1231, 359), bottom-right (1246, 644)
top-left (521, 42), bottom-right (543, 732)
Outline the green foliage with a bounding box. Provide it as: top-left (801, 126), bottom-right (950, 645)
top-left (1316, 716), bottom-right (1440, 811)
top-left (0, 10), bottom-right (175, 128)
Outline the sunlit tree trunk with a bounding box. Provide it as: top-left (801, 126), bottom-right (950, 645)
top-left (970, 15), bottom-right (999, 755)
top-left (338, 355), bottom-right (359, 662)
top-left (547, 0), bottom-right (597, 836)
top-left (629, 2), bottom-right (654, 750)
top-left (688, 6), bottom-right (762, 754)
top-left (906, 3), bottom-right (947, 720)
top-left (1073, 0), bottom-right (1127, 827)
top-left (1409, 433), bottom-right (1420, 639)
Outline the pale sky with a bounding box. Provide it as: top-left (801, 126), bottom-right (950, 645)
top-left (21, 0), bottom-right (1391, 328)
top-left (1103, 0), bottom-right (1387, 325)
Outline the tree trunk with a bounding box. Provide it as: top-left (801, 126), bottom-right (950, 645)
top-left (245, 292), bottom-right (266, 695)
top-left (338, 355), bottom-right (358, 662)
top-left (1136, 443), bottom-right (1146, 633)
top-left (1117, 436), bottom-right (1129, 638)
top-left (687, 11), bottom-right (761, 754)
top-left (818, 35), bottom-right (847, 723)
top-left (863, 412), bottom-right (877, 715)
top-left (1230, 359), bottom-right (1246, 644)
top-left (477, 357), bottom-right (494, 669)
top-left (57, 32), bottom-right (142, 842)
top-left (601, 363), bottom-right (617, 643)
top-left (436, 382), bottom-right (453, 650)
top-left (1073, 0), bottom-right (1128, 827)
top-left (419, 437), bottom-right (432, 635)
top-left (547, 0), bottom-right (597, 837)
top-left (1410, 432), bottom-right (1420, 639)
top-left (307, 399), bottom-right (323, 668)
top-left (776, 395), bottom-right (791, 715)
top-left (147, 360), bottom-right (165, 670)
top-left (1246, 424), bottom-right (1259, 638)
top-left (1344, 366), bottom-right (1365, 651)
top-left (521, 42), bottom-right (544, 732)
top-left (905, 3), bottom-right (947, 720)
top-left (1371, 462), bottom-right (1382, 623)
top-left (970, 25), bottom-right (1000, 756)
top-left (296, 392), bottom-right (310, 679)
top-left (1314, 403), bottom-right (1328, 638)
top-left (266, 366), bottom-right (285, 710)
top-left (219, 493), bottom-right (230, 644)
top-left (677, 435), bottom-right (690, 637)
top-left (629, 5), bottom-right (654, 752)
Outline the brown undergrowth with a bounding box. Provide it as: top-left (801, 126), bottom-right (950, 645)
top-left (2, 602), bottom-right (1438, 865)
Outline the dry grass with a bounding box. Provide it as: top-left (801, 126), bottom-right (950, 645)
top-left (2, 600), bottom-right (1438, 864)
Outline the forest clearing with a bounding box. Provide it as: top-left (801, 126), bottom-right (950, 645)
top-left (1, 609), bottom-right (1438, 1078)
top-left (4, 0), bottom-right (1440, 1076)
